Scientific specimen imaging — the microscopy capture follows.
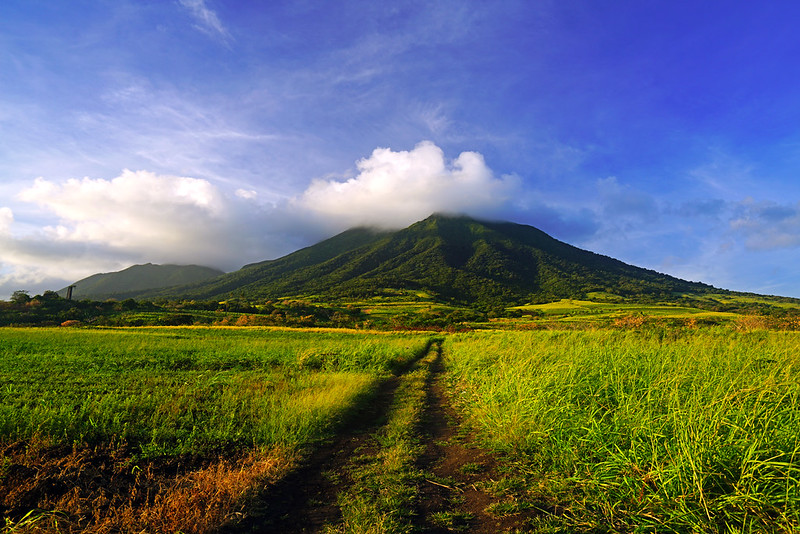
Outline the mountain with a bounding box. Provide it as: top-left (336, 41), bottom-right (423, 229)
top-left (148, 214), bottom-right (715, 306)
top-left (59, 263), bottom-right (225, 300)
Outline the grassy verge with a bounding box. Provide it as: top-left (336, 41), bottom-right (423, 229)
top-left (327, 341), bottom-right (441, 533)
top-left (444, 328), bottom-right (800, 533)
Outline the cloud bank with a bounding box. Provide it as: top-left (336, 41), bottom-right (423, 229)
top-left (0, 142), bottom-right (521, 298)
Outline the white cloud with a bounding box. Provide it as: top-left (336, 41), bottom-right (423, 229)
top-left (0, 207), bottom-right (12, 234)
top-left (415, 103), bottom-right (452, 136)
top-left (297, 141), bottom-right (520, 229)
top-left (179, 0), bottom-right (232, 43)
top-left (1, 170), bottom-right (284, 298)
top-left (235, 188), bottom-right (258, 199)
top-left (17, 171), bottom-right (224, 249)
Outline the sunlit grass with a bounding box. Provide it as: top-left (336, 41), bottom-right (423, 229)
top-left (0, 327), bottom-right (433, 533)
top-left (444, 328), bottom-right (800, 532)
top-left (0, 327), bottom-right (429, 456)
top-left (514, 298), bottom-right (740, 322)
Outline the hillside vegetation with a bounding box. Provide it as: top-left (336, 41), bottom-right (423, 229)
top-left (136, 214), bottom-right (720, 307)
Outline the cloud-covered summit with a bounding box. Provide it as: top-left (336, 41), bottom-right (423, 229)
top-left (3, 3), bottom-right (800, 299)
top-left (0, 142), bottom-right (523, 298)
top-left (3, 138), bottom-right (800, 300)
top-left (298, 141), bottom-right (520, 229)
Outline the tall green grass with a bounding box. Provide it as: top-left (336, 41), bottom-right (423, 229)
top-left (445, 328), bottom-right (800, 532)
top-left (0, 327), bottom-right (429, 457)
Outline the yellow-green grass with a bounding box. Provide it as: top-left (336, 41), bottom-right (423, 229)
top-left (513, 299), bottom-right (741, 323)
top-left (695, 292), bottom-right (800, 309)
top-left (0, 327), bottom-right (430, 457)
top-left (444, 328), bottom-right (800, 532)
top-left (357, 301), bottom-right (460, 318)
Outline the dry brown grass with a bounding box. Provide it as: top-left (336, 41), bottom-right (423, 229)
top-left (1, 437), bottom-right (295, 533)
top-left (612, 314), bottom-right (647, 328)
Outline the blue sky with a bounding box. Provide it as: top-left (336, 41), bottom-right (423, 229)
top-left (3, 1), bottom-right (800, 299)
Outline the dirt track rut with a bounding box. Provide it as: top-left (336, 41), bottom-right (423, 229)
top-left (226, 339), bottom-right (537, 533)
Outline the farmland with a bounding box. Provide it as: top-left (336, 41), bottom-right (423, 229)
top-left (0, 328), bottom-right (433, 532)
top-left (446, 329), bottom-right (800, 532)
top-left (1, 324), bottom-right (799, 533)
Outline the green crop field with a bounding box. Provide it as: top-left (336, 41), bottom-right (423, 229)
top-left (0, 328), bottom-right (430, 453)
top-left (2, 324), bottom-right (799, 533)
top-left (513, 298), bottom-right (742, 324)
top-left (0, 327), bottom-right (432, 532)
top-left (445, 328), bottom-right (800, 532)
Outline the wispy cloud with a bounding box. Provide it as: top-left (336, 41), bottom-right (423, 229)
top-left (179, 0), bottom-right (232, 44)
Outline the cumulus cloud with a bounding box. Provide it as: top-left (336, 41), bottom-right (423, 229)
top-left (0, 170), bottom-right (292, 298)
top-left (17, 171), bottom-right (225, 252)
top-left (297, 141), bottom-right (520, 228)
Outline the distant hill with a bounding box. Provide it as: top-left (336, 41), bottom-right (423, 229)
top-left (145, 214), bottom-right (716, 306)
top-left (59, 263), bottom-right (225, 300)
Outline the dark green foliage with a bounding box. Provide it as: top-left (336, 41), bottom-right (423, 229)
top-left (0, 293), bottom-right (161, 326)
top-left (10, 290), bottom-right (31, 304)
top-left (0, 291), bottom-right (367, 328)
top-left (145, 214), bottom-right (722, 307)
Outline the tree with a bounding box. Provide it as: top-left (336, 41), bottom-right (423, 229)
top-left (10, 290), bottom-right (30, 304)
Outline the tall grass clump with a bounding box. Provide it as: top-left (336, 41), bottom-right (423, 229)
top-left (0, 327), bottom-right (432, 532)
top-left (445, 328), bottom-right (800, 532)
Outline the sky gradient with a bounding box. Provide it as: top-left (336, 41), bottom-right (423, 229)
top-left (3, 1), bottom-right (800, 299)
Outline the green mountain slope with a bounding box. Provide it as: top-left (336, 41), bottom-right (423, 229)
top-left (154, 214), bottom-right (714, 306)
top-left (59, 263), bottom-right (225, 300)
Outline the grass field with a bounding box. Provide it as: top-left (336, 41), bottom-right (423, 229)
top-left (513, 298), bottom-right (741, 324)
top-left (0, 327), bottom-right (431, 532)
top-left (445, 328), bottom-right (800, 532)
top-left (2, 324), bottom-right (800, 532)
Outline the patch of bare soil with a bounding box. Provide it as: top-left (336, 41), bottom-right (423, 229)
top-left (415, 356), bottom-right (540, 533)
